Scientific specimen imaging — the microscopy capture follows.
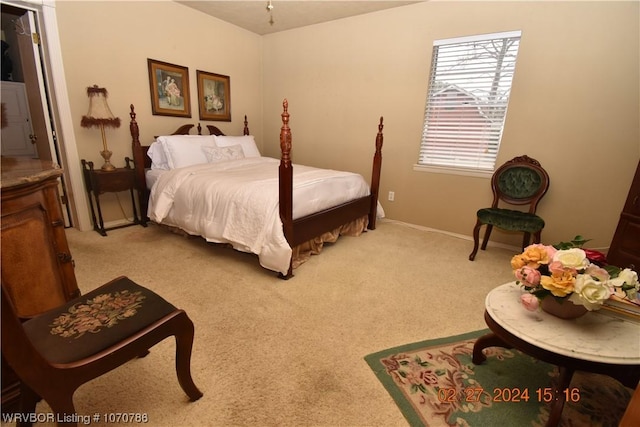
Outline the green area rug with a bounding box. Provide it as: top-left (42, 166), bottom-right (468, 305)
top-left (365, 330), bottom-right (632, 427)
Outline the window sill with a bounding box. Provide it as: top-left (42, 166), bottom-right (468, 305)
top-left (413, 164), bottom-right (493, 178)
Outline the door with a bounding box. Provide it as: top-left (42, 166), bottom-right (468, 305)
top-left (15, 9), bottom-right (56, 162)
top-left (0, 81), bottom-right (37, 157)
top-left (1, 4), bottom-right (71, 225)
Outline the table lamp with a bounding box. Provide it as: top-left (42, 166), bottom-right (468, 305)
top-left (80, 85), bottom-right (120, 171)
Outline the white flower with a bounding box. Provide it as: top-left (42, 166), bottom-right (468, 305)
top-left (609, 268), bottom-right (640, 289)
top-left (570, 274), bottom-right (612, 311)
top-left (553, 249), bottom-right (589, 270)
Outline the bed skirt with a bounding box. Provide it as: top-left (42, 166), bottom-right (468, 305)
top-left (291, 216), bottom-right (369, 269)
top-left (154, 215), bottom-right (369, 273)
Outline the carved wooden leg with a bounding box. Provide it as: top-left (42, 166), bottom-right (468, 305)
top-left (480, 224), bottom-right (493, 250)
top-left (472, 332), bottom-right (512, 365)
top-left (18, 383), bottom-right (39, 427)
top-left (545, 366), bottom-right (574, 427)
top-left (469, 220), bottom-right (482, 261)
top-left (174, 315), bottom-right (203, 402)
top-left (533, 230), bottom-right (542, 244)
top-left (47, 392), bottom-right (78, 427)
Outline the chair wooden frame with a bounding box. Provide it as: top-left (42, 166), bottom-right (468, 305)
top-left (469, 155), bottom-right (550, 261)
top-left (1, 276), bottom-right (202, 426)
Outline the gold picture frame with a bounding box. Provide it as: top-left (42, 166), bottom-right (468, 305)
top-left (147, 59), bottom-right (191, 117)
top-left (196, 70), bottom-right (231, 122)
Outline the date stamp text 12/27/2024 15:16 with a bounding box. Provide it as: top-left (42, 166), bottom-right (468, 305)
top-left (437, 387), bottom-right (581, 404)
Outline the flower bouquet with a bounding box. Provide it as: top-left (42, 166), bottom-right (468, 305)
top-left (511, 235), bottom-right (639, 314)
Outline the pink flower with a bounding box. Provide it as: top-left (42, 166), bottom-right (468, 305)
top-left (584, 264), bottom-right (610, 282)
top-left (515, 266), bottom-right (541, 287)
top-left (420, 370), bottom-right (439, 385)
top-left (520, 293), bottom-right (539, 311)
top-left (548, 260), bottom-right (576, 276)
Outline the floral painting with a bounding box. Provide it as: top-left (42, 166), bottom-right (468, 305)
top-left (197, 70), bottom-right (231, 121)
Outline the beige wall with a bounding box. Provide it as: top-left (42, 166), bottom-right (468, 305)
top-left (262, 1), bottom-right (640, 250)
top-left (54, 1), bottom-right (262, 223)
top-left (55, 1), bottom-right (639, 251)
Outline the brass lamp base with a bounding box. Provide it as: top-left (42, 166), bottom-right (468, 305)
top-left (100, 149), bottom-right (116, 171)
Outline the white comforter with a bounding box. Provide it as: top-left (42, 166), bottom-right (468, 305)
top-left (148, 157), bottom-right (374, 274)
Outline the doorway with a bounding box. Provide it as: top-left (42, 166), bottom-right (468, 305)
top-left (1, 1), bottom-right (89, 230)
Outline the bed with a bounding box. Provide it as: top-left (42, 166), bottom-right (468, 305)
top-left (129, 100), bottom-right (384, 278)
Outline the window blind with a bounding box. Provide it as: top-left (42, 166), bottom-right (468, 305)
top-left (418, 31), bottom-right (522, 172)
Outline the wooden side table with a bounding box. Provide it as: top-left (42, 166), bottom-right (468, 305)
top-left (81, 158), bottom-right (142, 236)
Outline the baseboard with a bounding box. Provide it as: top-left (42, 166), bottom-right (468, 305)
top-left (377, 219), bottom-right (610, 254)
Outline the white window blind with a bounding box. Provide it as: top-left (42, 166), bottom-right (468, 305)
top-left (418, 31), bottom-right (522, 172)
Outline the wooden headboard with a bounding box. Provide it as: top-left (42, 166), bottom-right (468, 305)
top-left (128, 104), bottom-right (249, 171)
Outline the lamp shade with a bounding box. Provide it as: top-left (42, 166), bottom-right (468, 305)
top-left (80, 85), bottom-right (120, 128)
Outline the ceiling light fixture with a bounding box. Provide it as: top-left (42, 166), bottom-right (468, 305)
top-left (266, 1), bottom-right (274, 26)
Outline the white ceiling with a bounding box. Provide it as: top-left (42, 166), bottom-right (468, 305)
top-left (176, 1), bottom-right (422, 35)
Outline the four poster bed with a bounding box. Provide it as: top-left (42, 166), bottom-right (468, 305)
top-left (129, 100), bottom-right (384, 278)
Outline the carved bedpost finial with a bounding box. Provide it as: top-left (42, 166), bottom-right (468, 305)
top-left (243, 115), bottom-right (250, 135)
top-left (369, 116), bottom-right (384, 230)
top-left (376, 117), bottom-right (384, 153)
top-left (129, 104), bottom-right (139, 144)
top-left (280, 99), bottom-right (291, 165)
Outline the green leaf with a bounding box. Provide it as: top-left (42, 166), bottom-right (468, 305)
top-left (605, 265), bottom-right (621, 277)
top-left (553, 235), bottom-right (592, 250)
top-left (532, 289), bottom-right (552, 299)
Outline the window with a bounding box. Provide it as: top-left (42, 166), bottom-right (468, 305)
top-left (417, 31), bottom-right (522, 174)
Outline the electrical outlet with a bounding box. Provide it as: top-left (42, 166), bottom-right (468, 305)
top-left (388, 191), bottom-right (395, 202)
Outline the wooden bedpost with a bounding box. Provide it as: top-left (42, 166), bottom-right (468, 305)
top-left (279, 99), bottom-right (294, 278)
top-left (368, 117), bottom-right (384, 230)
top-left (243, 115), bottom-right (250, 135)
top-left (130, 104), bottom-right (148, 225)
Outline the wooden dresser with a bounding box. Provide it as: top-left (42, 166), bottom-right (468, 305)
top-left (608, 160), bottom-right (640, 272)
top-left (1, 157), bottom-right (80, 412)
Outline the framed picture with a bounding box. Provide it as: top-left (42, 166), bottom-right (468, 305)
top-left (147, 59), bottom-right (191, 117)
top-left (196, 70), bottom-right (231, 121)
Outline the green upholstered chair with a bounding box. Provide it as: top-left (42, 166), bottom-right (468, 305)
top-left (1, 276), bottom-right (203, 426)
top-left (469, 155), bottom-right (550, 261)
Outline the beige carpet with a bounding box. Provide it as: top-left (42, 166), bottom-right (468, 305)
top-left (20, 220), bottom-right (517, 426)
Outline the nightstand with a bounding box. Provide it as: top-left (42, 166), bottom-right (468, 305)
top-left (82, 158), bottom-right (142, 236)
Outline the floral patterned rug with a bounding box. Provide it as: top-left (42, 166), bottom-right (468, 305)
top-left (365, 330), bottom-right (632, 427)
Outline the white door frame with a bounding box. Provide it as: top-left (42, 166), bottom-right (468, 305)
top-left (3, 0), bottom-right (91, 231)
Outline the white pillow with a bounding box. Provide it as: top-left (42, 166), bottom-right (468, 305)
top-left (202, 145), bottom-right (245, 163)
top-left (157, 135), bottom-right (216, 169)
top-left (147, 141), bottom-right (170, 170)
top-left (214, 135), bottom-right (261, 158)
